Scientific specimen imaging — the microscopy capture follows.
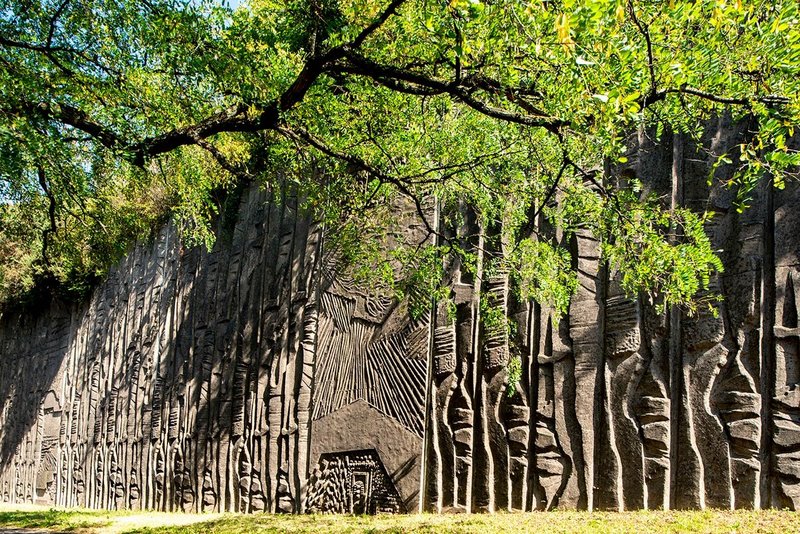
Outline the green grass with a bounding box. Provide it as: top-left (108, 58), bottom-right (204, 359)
top-left (0, 507), bottom-right (113, 531)
top-left (127, 510), bottom-right (800, 534)
top-left (0, 507), bottom-right (798, 533)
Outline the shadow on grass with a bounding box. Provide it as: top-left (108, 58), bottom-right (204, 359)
top-left (0, 509), bottom-right (111, 531)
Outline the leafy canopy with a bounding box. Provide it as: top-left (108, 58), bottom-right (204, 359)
top-left (1, 0), bottom-right (798, 313)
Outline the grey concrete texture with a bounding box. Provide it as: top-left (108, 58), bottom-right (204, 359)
top-left (0, 117), bottom-right (798, 513)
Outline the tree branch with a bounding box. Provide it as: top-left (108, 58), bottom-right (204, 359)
top-left (36, 166), bottom-right (57, 266)
top-left (277, 126), bottom-right (442, 239)
top-left (627, 0), bottom-right (657, 100)
top-left (0, 35), bottom-right (78, 76)
top-left (334, 52), bottom-right (567, 133)
top-left (641, 84), bottom-right (790, 109)
top-left (132, 105), bottom-right (279, 165)
top-left (12, 100), bottom-right (123, 149)
top-left (195, 139), bottom-right (253, 183)
top-left (350, 0), bottom-right (408, 49)
top-left (46, 0), bottom-right (72, 49)
top-left (4, 0), bottom-right (412, 167)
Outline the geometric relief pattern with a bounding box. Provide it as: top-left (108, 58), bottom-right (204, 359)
top-left (305, 449), bottom-right (405, 514)
top-left (312, 290), bottom-right (428, 437)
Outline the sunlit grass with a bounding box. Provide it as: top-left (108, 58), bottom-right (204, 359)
top-left (0, 505), bottom-right (797, 533)
top-left (128, 510), bottom-right (800, 533)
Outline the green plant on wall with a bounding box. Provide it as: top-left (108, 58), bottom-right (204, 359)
top-left (506, 354), bottom-right (523, 397)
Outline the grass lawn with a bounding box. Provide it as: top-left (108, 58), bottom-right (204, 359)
top-left (0, 505), bottom-right (797, 533)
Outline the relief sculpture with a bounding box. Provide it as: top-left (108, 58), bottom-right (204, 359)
top-left (305, 450), bottom-right (405, 514)
top-left (0, 126), bottom-right (799, 513)
top-left (773, 271), bottom-right (800, 508)
top-left (630, 308), bottom-right (670, 511)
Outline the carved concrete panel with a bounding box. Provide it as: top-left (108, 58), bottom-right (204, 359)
top-left (420, 118), bottom-right (800, 512)
top-left (1, 121), bottom-right (799, 512)
top-left (305, 449), bottom-right (405, 514)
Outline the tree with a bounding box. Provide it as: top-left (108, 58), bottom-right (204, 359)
top-left (0, 0), bottom-right (798, 312)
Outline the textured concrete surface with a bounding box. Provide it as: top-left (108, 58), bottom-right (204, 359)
top-left (0, 120), bottom-right (798, 513)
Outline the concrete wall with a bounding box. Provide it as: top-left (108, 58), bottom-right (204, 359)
top-left (1, 118), bottom-right (798, 512)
